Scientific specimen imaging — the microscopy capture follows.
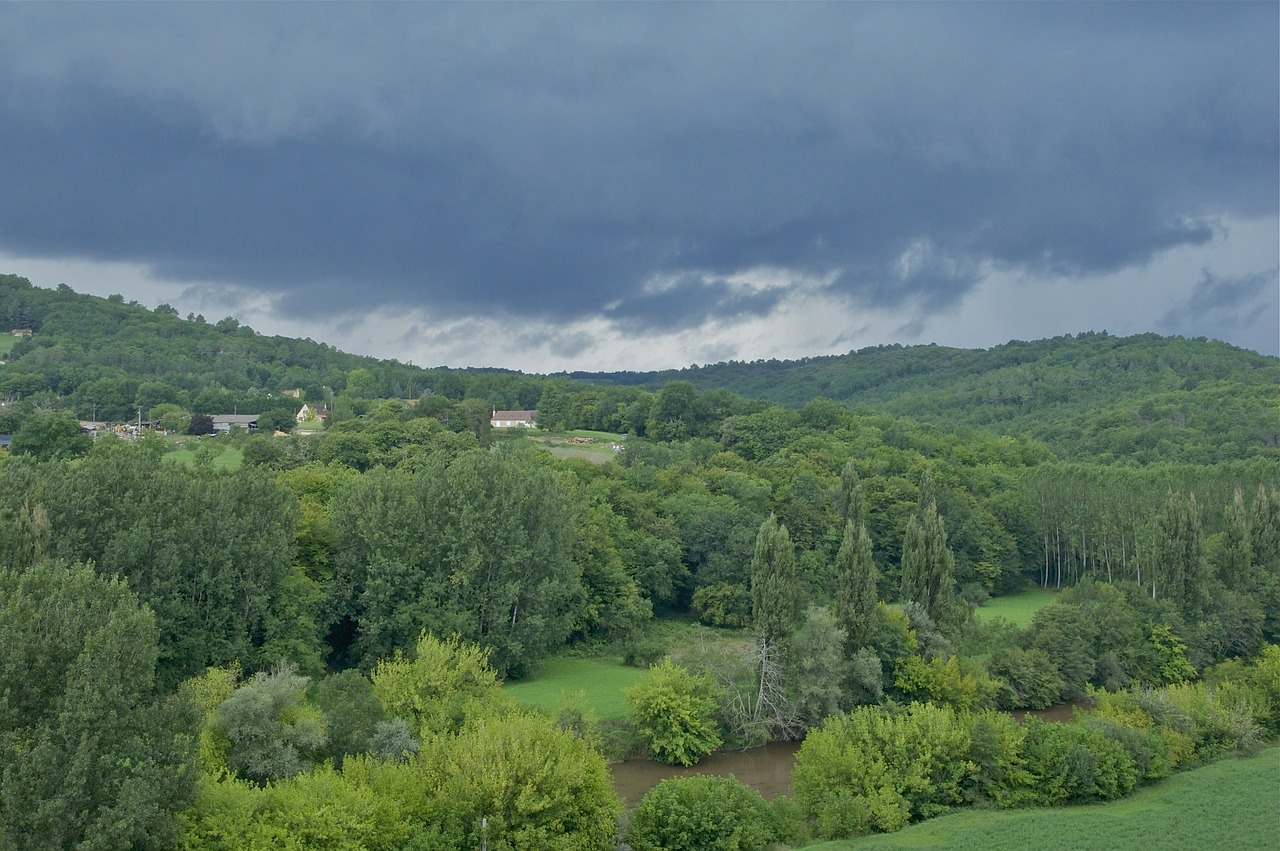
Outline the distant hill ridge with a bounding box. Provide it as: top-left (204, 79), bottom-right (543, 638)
top-left (1, 273), bottom-right (1275, 464)
top-left (569, 333), bottom-right (1280, 464)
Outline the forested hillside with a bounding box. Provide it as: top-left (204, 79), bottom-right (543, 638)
top-left (1, 272), bottom-right (1278, 849)
top-left (0, 274), bottom-right (547, 425)
top-left (571, 334), bottom-right (1280, 464)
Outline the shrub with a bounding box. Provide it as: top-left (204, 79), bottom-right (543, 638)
top-left (793, 703), bottom-right (973, 840)
top-left (894, 654), bottom-right (1001, 712)
top-left (595, 717), bottom-right (646, 762)
top-left (692, 582), bottom-right (752, 628)
top-left (965, 710), bottom-right (1035, 807)
top-left (985, 645), bottom-right (1064, 709)
top-left (622, 631), bottom-right (667, 668)
top-left (1137, 681), bottom-right (1265, 760)
top-left (625, 775), bottom-right (788, 851)
top-left (1020, 717), bottom-right (1137, 805)
top-left (1089, 689), bottom-right (1186, 780)
top-left (626, 659), bottom-right (723, 766)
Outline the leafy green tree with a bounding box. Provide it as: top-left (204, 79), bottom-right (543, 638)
top-left (1217, 487), bottom-right (1253, 591)
top-left (692, 581), bottom-right (752, 628)
top-left (792, 605), bottom-right (850, 727)
top-left (211, 663), bottom-right (328, 785)
top-left (647, 380), bottom-right (701, 441)
top-left (376, 711), bottom-right (622, 851)
top-left (793, 703), bottom-right (973, 839)
top-left (0, 561), bottom-right (197, 849)
top-left (150, 402), bottom-right (191, 434)
top-left (309, 669), bottom-right (387, 767)
top-left (625, 775), bottom-right (790, 851)
top-left (9, 409), bottom-right (91, 460)
top-left (626, 659), bottom-right (723, 766)
top-left (985, 645), bottom-right (1064, 709)
top-left (1020, 717), bottom-right (1138, 805)
top-left (370, 632), bottom-right (509, 738)
top-left (176, 766), bottom-right (408, 851)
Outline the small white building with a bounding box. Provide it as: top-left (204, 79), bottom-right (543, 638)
top-left (490, 410), bottom-right (537, 428)
top-left (296, 403), bottom-right (328, 423)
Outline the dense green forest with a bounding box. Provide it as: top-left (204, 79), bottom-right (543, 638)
top-left (570, 334), bottom-right (1280, 465)
top-left (1, 273), bottom-right (1277, 850)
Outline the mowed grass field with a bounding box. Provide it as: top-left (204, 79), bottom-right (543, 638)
top-left (974, 587), bottom-right (1058, 627)
top-left (162, 442), bottom-right (244, 471)
top-left (807, 747), bottom-right (1280, 851)
top-left (504, 621), bottom-right (750, 720)
top-left (503, 655), bottom-right (648, 719)
top-left (518, 429), bottom-right (624, 464)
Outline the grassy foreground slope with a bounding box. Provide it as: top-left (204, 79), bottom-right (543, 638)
top-left (807, 748), bottom-right (1280, 850)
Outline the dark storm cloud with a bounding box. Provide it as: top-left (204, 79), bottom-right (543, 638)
top-left (1161, 268), bottom-right (1280, 353)
top-left (0, 3), bottom-right (1275, 334)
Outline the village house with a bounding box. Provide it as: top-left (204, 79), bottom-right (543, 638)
top-left (296, 403), bottom-right (328, 423)
top-left (490, 410), bottom-right (537, 428)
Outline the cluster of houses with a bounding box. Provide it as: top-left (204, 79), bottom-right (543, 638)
top-left (76, 403), bottom-right (334, 437)
top-left (68, 405), bottom-right (538, 438)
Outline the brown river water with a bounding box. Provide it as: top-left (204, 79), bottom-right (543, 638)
top-left (609, 698), bottom-right (1092, 806)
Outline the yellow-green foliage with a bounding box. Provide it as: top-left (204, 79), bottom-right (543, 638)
top-left (894, 655), bottom-right (1001, 712)
top-left (371, 631), bottom-right (510, 738)
top-left (410, 711), bottom-right (622, 850)
top-left (1136, 680), bottom-right (1264, 760)
top-left (185, 663), bottom-right (242, 776)
top-left (625, 659), bottom-right (723, 766)
top-left (177, 769), bottom-right (409, 851)
top-left (793, 703), bottom-right (974, 840)
top-left (181, 712), bottom-right (621, 851)
top-left (1089, 689), bottom-right (1193, 775)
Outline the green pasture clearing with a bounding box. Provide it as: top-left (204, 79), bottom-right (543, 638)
top-left (808, 747), bottom-right (1280, 851)
top-left (504, 621), bottom-right (749, 720)
top-left (0, 335), bottom-right (18, 356)
top-left (163, 442), bottom-right (244, 471)
top-left (974, 587), bottom-right (1058, 628)
top-left (504, 656), bottom-right (648, 720)
top-left (522, 429), bottom-right (625, 465)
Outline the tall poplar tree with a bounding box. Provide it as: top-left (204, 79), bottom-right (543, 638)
top-left (899, 471), bottom-right (961, 631)
top-left (1218, 487), bottom-right (1253, 592)
top-left (1157, 491), bottom-right (1209, 620)
top-left (834, 521), bottom-right (879, 651)
top-left (1251, 485), bottom-right (1280, 571)
top-left (750, 514), bottom-right (800, 648)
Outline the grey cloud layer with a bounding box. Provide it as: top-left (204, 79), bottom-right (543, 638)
top-left (0, 3), bottom-right (1275, 337)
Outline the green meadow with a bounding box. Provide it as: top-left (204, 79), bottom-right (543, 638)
top-left (807, 747), bottom-right (1280, 851)
top-left (162, 442), bottom-right (244, 471)
top-left (503, 655), bottom-right (648, 719)
top-left (974, 587), bottom-right (1058, 627)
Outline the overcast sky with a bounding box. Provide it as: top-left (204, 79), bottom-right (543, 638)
top-left (0, 3), bottom-right (1276, 372)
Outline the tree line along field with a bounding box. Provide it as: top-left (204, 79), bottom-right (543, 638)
top-left (1, 274), bottom-right (1278, 849)
top-left (807, 747), bottom-right (1280, 851)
